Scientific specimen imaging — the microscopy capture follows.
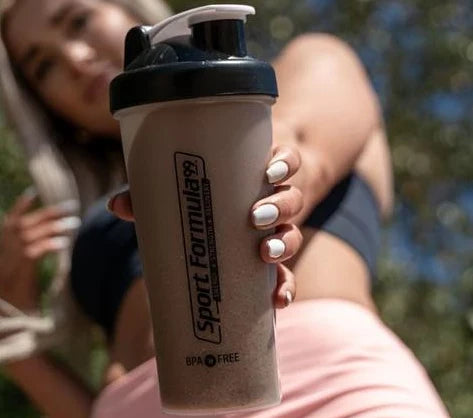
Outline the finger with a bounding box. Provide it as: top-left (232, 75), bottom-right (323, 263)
top-left (107, 188), bottom-right (134, 222)
top-left (25, 237), bottom-right (71, 260)
top-left (20, 216), bottom-right (82, 244)
top-left (266, 144), bottom-right (301, 185)
top-left (260, 224), bottom-right (303, 263)
top-left (9, 187), bottom-right (38, 217)
top-left (251, 185), bottom-right (303, 229)
top-left (273, 263), bottom-right (296, 309)
top-left (20, 200), bottom-right (80, 229)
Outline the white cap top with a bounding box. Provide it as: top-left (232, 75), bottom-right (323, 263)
top-left (147, 4), bottom-right (255, 45)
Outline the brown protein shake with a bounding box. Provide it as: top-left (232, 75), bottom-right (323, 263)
top-left (110, 5), bottom-right (280, 415)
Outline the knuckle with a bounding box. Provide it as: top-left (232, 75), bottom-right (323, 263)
top-left (43, 207), bottom-right (59, 219)
top-left (295, 228), bottom-right (304, 247)
top-left (17, 217), bottom-right (30, 230)
top-left (23, 248), bottom-right (36, 261)
top-left (285, 142), bottom-right (299, 156)
top-left (292, 146), bottom-right (302, 167)
top-left (19, 230), bottom-right (31, 245)
top-left (47, 221), bottom-right (60, 234)
top-left (271, 143), bottom-right (283, 155)
top-left (277, 198), bottom-right (292, 218)
top-left (39, 207), bottom-right (60, 221)
top-left (282, 144), bottom-right (299, 162)
top-left (285, 187), bottom-right (304, 214)
top-left (293, 186), bottom-right (304, 203)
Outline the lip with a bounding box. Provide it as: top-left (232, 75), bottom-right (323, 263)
top-left (83, 70), bottom-right (116, 104)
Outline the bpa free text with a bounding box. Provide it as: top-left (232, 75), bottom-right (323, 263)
top-left (186, 352), bottom-right (241, 368)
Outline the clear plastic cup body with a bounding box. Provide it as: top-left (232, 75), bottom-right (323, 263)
top-left (115, 95), bottom-right (281, 414)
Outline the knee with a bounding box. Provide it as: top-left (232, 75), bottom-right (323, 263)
top-left (285, 33), bottom-right (352, 52)
top-left (276, 33), bottom-right (380, 124)
top-left (279, 33), bottom-right (362, 74)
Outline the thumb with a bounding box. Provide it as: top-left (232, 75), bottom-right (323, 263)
top-left (106, 186), bottom-right (134, 222)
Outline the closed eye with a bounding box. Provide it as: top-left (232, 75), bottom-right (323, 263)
top-left (67, 11), bottom-right (91, 37)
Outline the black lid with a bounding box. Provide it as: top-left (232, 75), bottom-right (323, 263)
top-left (110, 19), bottom-right (278, 113)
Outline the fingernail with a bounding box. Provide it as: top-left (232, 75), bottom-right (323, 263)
top-left (56, 199), bottom-right (80, 214)
top-left (106, 196), bottom-right (116, 214)
top-left (56, 216), bottom-right (82, 232)
top-left (266, 160), bottom-right (289, 184)
top-left (267, 239), bottom-right (286, 258)
top-left (22, 186), bottom-right (38, 199)
top-left (106, 185), bottom-right (129, 213)
top-left (253, 204), bottom-right (279, 226)
top-left (50, 237), bottom-right (71, 250)
top-left (285, 291), bottom-right (293, 306)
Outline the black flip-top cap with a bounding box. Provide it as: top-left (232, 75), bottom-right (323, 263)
top-left (110, 18), bottom-right (278, 114)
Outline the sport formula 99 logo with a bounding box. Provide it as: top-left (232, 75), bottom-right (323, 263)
top-left (175, 152), bottom-right (222, 344)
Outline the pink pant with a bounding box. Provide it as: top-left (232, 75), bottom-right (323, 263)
top-left (92, 299), bottom-right (449, 418)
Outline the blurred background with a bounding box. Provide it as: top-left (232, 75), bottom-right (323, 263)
top-left (1, 0), bottom-right (472, 416)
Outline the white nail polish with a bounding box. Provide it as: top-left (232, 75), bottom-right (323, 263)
top-left (266, 160), bottom-right (289, 184)
top-left (267, 239), bottom-right (285, 258)
top-left (285, 291), bottom-right (293, 306)
top-left (56, 216), bottom-right (82, 232)
top-left (50, 237), bottom-right (71, 250)
top-left (22, 186), bottom-right (38, 199)
top-left (253, 204), bottom-right (279, 226)
top-left (56, 199), bottom-right (80, 214)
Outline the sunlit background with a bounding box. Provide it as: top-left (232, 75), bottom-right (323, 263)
top-left (1, 0), bottom-right (472, 416)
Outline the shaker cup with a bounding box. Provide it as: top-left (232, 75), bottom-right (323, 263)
top-left (110, 5), bottom-right (280, 415)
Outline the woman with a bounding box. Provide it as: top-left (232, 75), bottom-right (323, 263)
top-left (0, 0), bottom-right (448, 417)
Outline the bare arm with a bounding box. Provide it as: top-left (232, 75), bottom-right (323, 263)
top-left (272, 34), bottom-right (385, 223)
top-left (4, 355), bottom-right (94, 418)
top-left (0, 193), bottom-right (93, 417)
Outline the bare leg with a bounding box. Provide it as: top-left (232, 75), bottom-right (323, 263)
top-left (288, 128), bottom-right (392, 311)
top-left (272, 35), bottom-right (393, 310)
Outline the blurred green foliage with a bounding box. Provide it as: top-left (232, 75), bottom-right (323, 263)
top-left (1, 0), bottom-right (473, 416)
top-left (0, 125), bottom-right (37, 417)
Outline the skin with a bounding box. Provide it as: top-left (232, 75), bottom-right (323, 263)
top-left (3, 0), bottom-right (132, 137)
top-left (0, 0), bottom-right (393, 416)
top-left (0, 0), bottom-right (137, 311)
top-left (2, 0), bottom-right (302, 315)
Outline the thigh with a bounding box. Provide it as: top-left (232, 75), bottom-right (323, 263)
top-left (285, 226), bottom-right (376, 312)
top-left (272, 299), bottom-right (449, 418)
top-left (93, 300), bottom-right (450, 418)
top-left (285, 171), bottom-right (380, 312)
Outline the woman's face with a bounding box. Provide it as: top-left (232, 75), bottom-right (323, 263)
top-left (4, 0), bottom-right (139, 137)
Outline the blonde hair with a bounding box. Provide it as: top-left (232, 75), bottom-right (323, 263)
top-left (0, 0), bottom-right (172, 365)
